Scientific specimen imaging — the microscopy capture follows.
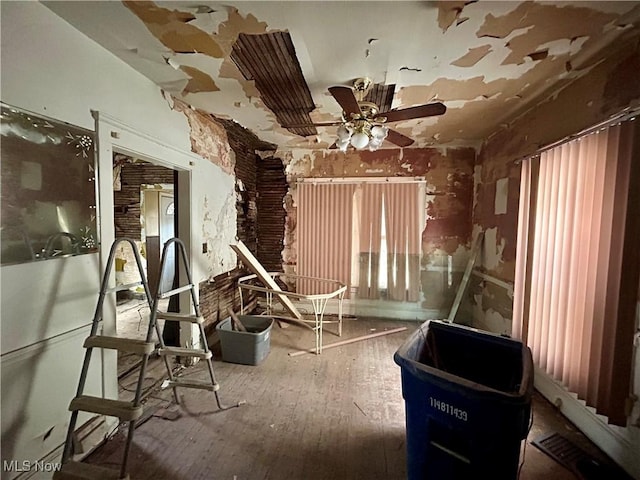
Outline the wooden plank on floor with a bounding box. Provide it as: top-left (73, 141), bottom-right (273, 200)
top-left (289, 327), bottom-right (408, 357)
top-left (447, 232), bottom-right (483, 323)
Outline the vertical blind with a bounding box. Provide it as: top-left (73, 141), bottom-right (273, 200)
top-left (297, 183), bottom-right (356, 296)
top-left (513, 120), bottom-right (638, 425)
top-left (357, 183), bottom-right (383, 299)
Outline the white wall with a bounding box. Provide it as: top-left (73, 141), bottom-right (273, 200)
top-left (0, 2), bottom-right (236, 477)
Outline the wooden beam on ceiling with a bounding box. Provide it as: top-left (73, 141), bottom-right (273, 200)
top-left (231, 32), bottom-right (318, 137)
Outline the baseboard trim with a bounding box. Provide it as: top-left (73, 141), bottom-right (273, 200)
top-left (12, 416), bottom-right (117, 480)
top-left (534, 367), bottom-right (639, 479)
top-left (262, 298), bottom-right (446, 322)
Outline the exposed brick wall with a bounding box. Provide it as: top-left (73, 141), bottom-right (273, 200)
top-left (214, 116), bottom-right (275, 254)
top-left (198, 267), bottom-right (256, 335)
top-left (257, 156), bottom-right (287, 271)
top-left (196, 117), bottom-right (276, 336)
top-left (231, 137), bottom-right (258, 253)
top-left (113, 159), bottom-right (174, 239)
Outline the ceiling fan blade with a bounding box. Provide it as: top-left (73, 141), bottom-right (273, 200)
top-left (378, 102), bottom-right (446, 123)
top-left (328, 86), bottom-right (362, 118)
top-left (386, 129), bottom-right (414, 148)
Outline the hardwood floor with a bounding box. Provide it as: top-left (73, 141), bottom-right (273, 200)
top-left (83, 317), bottom-right (628, 480)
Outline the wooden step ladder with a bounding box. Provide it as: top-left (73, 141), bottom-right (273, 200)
top-left (152, 237), bottom-right (241, 410)
top-left (55, 238), bottom-right (157, 480)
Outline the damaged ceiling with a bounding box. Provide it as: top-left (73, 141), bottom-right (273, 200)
top-left (45, 1), bottom-right (640, 150)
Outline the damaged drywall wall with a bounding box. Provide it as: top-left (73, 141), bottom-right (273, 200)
top-left (471, 36), bottom-right (640, 333)
top-left (201, 191), bottom-right (236, 277)
top-left (163, 99), bottom-right (239, 279)
top-left (256, 157), bottom-right (287, 271)
top-left (172, 99), bottom-right (235, 175)
top-left (283, 146), bottom-right (475, 311)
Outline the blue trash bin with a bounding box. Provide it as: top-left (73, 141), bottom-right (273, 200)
top-left (394, 320), bottom-right (533, 480)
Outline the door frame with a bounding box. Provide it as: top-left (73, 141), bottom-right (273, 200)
top-left (93, 110), bottom-right (197, 394)
top-left (158, 190), bottom-right (176, 293)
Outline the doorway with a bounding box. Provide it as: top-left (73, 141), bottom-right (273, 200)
top-left (112, 154), bottom-right (175, 375)
top-left (142, 186), bottom-right (175, 297)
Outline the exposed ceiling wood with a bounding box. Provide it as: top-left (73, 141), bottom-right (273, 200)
top-left (231, 32), bottom-right (317, 137)
top-left (364, 83), bottom-right (395, 114)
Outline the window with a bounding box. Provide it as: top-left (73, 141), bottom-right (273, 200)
top-left (296, 179), bottom-right (424, 302)
top-left (0, 103), bottom-right (98, 264)
top-left (513, 119), bottom-right (639, 426)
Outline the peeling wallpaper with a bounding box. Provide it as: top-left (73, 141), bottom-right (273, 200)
top-left (472, 38), bottom-right (640, 334)
top-left (170, 99), bottom-right (239, 279)
top-left (200, 190), bottom-right (236, 278)
top-left (173, 100), bottom-right (234, 175)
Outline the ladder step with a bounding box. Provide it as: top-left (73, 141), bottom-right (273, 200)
top-left (84, 336), bottom-right (155, 355)
top-left (53, 461), bottom-right (128, 480)
top-left (106, 281), bottom-right (143, 294)
top-left (69, 396), bottom-right (143, 421)
top-left (155, 312), bottom-right (204, 324)
top-left (158, 347), bottom-right (212, 359)
top-left (159, 284), bottom-right (193, 299)
top-left (163, 379), bottom-right (219, 392)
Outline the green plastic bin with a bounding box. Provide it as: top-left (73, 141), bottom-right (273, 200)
top-left (216, 315), bottom-right (273, 365)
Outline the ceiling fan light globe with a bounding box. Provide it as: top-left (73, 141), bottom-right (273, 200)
top-left (371, 125), bottom-right (388, 139)
top-left (336, 138), bottom-right (350, 150)
top-left (350, 132), bottom-right (369, 150)
top-left (337, 124), bottom-right (352, 140)
top-left (368, 138), bottom-right (383, 151)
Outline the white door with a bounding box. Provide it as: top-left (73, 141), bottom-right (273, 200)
top-left (159, 192), bottom-right (175, 293)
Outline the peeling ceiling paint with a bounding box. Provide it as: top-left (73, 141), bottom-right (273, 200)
top-left (45, 1), bottom-right (640, 151)
top-left (179, 65), bottom-right (219, 93)
top-left (452, 45), bottom-right (493, 67)
top-left (437, 1), bottom-right (476, 33)
top-left (124, 1), bottom-right (225, 57)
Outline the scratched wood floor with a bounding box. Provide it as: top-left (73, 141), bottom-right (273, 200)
top-left (89, 317), bottom-right (411, 480)
top-left (84, 317), bottom-right (627, 480)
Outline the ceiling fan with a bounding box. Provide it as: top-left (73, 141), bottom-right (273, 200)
top-left (283, 77), bottom-right (446, 151)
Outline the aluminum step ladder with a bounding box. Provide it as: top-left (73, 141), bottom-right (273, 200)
top-left (55, 238), bottom-right (240, 480)
top-left (55, 238), bottom-right (157, 480)
top-left (153, 237), bottom-right (240, 411)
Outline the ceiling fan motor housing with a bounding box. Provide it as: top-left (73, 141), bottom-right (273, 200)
top-left (354, 101), bottom-right (380, 120)
top-left (352, 77), bottom-right (373, 97)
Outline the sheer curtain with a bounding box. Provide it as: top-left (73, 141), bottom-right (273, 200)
top-left (357, 183), bottom-right (383, 299)
top-left (513, 120), bottom-right (638, 425)
top-left (382, 183), bottom-right (421, 301)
